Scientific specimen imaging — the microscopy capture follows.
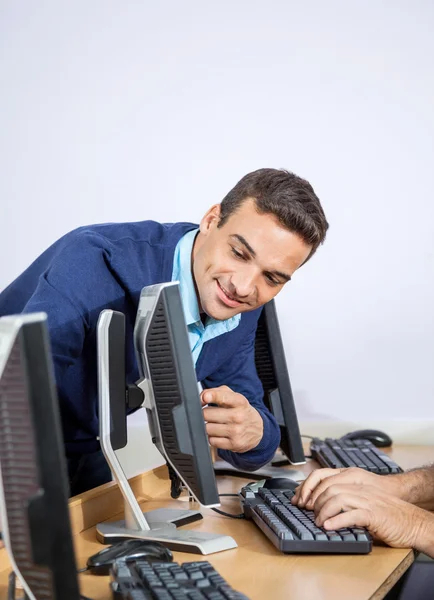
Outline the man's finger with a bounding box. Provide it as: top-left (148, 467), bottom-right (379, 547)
top-left (315, 492), bottom-right (366, 526)
top-left (201, 390), bottom-right (214, 406)
top-left (208, 436), bottom-right (233, 450)
top-left (206, 423), bottom-right (231, 439)
top-left (292, 468), bottom-right (342, 507)
top-left (322, 508), bottom-right (369, 532)
top-left (313, 483), bottom-right (361, 513)
top-left (204, 388), bottom-right (244, 408)
top-left (203, 407), bottom-right (227, 424)
top-left (203, 406), bottom-right (244, 424)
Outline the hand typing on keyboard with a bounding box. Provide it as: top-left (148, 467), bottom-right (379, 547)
top-left (292, 467), bottom-right (404, 511)
top-left (240, 484), bottom-right (372, 553)
top-left (292, 467), bottom-right (434, 555)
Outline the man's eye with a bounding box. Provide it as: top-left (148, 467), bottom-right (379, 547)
top-left (231, 247), bottom-right (246, 260)
top-left (265, 274), bottom-right (281, 286)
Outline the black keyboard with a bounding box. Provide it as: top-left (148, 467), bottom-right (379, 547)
top-left (111, 558), bottom-right (249, 600)
top-left (240, 485), bottom-right (372, 554)
top-left (310, 438), bottom-right (402, 474)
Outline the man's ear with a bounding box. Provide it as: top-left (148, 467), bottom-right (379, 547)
top-left (199, 204), bottom-right (221, 234)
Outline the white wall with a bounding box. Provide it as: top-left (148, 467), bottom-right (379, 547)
top-left (1, 1), bottom-right (434, 471)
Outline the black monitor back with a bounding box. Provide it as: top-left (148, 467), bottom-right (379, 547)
top-left (254, 300), bottom-right (305, 465)
top-left (0, 314), bottom-right (80, 600)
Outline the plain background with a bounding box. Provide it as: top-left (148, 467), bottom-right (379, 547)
top-left (1, 1), bottom-right (433, 475)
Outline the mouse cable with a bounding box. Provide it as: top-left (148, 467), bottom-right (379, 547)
top-left (77, 566), bottom-right (89, 573)
top-left (211, 507), bottom-right (245, 519)
top-left (212, 493), bottom-right (245, 518)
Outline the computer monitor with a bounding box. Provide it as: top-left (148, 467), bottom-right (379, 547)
top-left (254, 299), bottom-right (305, 465)
top-left (96, 282), bottom-right (237, 554)
top-left (0, 313), bottom-right (80, 600)
top-left (214, 299), bottom-right (306, 481)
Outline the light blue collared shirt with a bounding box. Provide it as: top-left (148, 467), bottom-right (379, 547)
top-left (171, 228), bottom-right (241, 365)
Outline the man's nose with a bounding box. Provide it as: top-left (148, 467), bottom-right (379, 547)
top-left (232, 268), bottom-right (258, 298)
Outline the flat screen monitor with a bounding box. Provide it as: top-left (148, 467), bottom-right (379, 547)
top-left (0, 313), bottom-right (80, 600)
top-left (254, 299), bottom-right (305, 466)
top-left (133, 282), bottom-right (219, 506)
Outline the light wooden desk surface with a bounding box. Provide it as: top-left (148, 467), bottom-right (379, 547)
top-left (0, 445), bottom-right (432, 600)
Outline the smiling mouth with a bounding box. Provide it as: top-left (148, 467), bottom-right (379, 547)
top-left (216, 281), bottom-right (244, 307)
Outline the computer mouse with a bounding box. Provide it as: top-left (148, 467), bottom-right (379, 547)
top-left (262, 477), bottom-right (300, 491)
top-left (86, 539), bottom-right (173, 575)
top-left (341, 429), bottom-right (393, 448)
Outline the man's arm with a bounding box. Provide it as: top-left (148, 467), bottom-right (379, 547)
top-left (201, 326), bottom-right (280, 471)
top-left (16, 232), bottom-right (126, 441)
top-left (396, 466), bottom-right (434, 510)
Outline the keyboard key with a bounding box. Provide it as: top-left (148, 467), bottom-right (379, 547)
top-left (127, 591), bottom-right (150, 600)
top-left (204, 592), bottom-right (225, 600)
top-left (173, 572), bottom-right (190, 581)
top-left (341, 533), bottom-right (356, 542)
top-left (152, 590), bottom-right (172, 600)
top-left (352, 528), bottom-right (371, 542)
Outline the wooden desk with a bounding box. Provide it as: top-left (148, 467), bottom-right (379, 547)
top-left (0, 446), bottom-right (432, 600)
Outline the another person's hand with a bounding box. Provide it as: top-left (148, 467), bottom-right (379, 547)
top-left (201, 385), bottom-right (263, 453)
top-left (292, 467), bottom-right (402, 510)
top-left (309, 482), bottom-right (434, 554)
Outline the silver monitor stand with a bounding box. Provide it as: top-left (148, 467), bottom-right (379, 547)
top-left (96, 309), bottom-right (237, 555)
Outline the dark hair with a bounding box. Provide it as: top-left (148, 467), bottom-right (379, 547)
top-left (219, 168), bottom-right (329, 261)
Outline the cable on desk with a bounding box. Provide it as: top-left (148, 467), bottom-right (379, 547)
top-left (212, 492), bottom-right (245, 518)
top-left (77, 566), bottom-right (89, 573)
top-left (211, 507), bottom-right (245, 519)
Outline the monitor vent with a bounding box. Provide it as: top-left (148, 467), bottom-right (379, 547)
top-left (0, 337), bottom-right (53, 598)
top-left (254, 313), bottom-right (276, 397)
top-left (146, 304), bottom-right (197, 485)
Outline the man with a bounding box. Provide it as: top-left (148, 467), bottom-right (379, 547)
top-left (292, 465), bottom-right (434, 557)
top-left (0, 168), bottom-right (328, 495)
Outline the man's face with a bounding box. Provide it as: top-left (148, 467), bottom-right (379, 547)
top-left (192, 199), bottom-right (313, 320)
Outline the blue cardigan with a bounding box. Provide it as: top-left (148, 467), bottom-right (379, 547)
top-left (0, 220), bottom-right (280, 470)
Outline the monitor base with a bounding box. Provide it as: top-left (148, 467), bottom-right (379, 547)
top-left (96, 513), bottom-right (238, 555)
top-left (213, 459), bottom-right (306, 482)
top-left (143, 507), bottom-right (203, 528)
